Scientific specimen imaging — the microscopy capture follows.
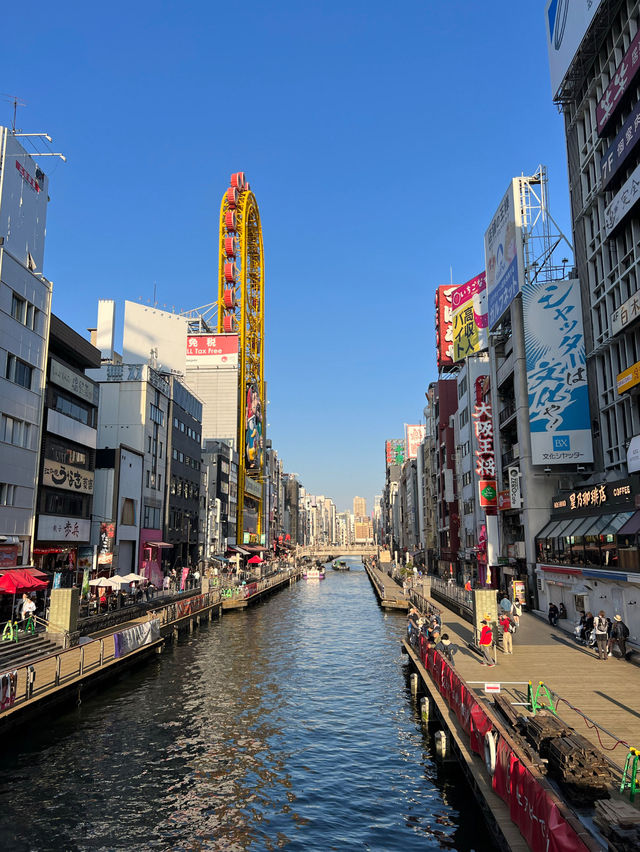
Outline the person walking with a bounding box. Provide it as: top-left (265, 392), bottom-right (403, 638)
top-left (608, 614), bottom-right (630, 659)
top-left (479, 618), bottom-right (495, 666)
top-left (510, 598), bottom-right (522, 630)
top-left (439, 634), bottom-right (457, 668)
top-left (593, 610), bottom-right (609, 660)
top-left (499, 611), bottom-right (513, 654)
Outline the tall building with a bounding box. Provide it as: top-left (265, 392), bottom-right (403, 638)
top-left (33, 316), bottom-right (100, 581)
top-left (0, 128), bottom-right (52, 566)
top-left (353, 496), bottom-right (366, 519)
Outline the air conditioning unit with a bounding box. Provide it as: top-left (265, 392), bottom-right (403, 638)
top-left (536, 576), bottom-right (544, 592)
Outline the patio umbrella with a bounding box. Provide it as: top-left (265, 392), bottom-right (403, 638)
top-left (88, 577), bottom-right (118, 587)
top-left (119, 572), bottom-right (146, 583)
top-left (0, 569), bottom-right (48, 623)
top-left (247, 556), bottom-right (263, 565)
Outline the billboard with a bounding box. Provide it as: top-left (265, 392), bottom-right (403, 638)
top-left (122, 302), bottom-right (189, 374)
top-left (597, 28), bottom-right (640, 135)
top-left (604, 160), bottom-right (640, 238)
top-left (405, 424), bottom-right (425, 460)
top-left (545, 0), bottom-right (605, 99)
top-left (42, 460), bottom-right (94, 494)
top-left (617, 361), bottom-right (640, 395)
top-left (523, 279), bottom-right (593, 465)
top-left (385, 439), bottom-right (405, 467)
top-left (186, 334), bottom-right (238, 367)
top-left (245, 383), bottom-right (263, 472)
top-left (0, 130), bottom-right (49, 271)
top-left (600, 99), bottom-right (640, 191)
top-left (435, 285), bottom-right (456, 367)
top-left (484, 181), bottom-right (525, 329)
top-left (451, 271), bottom-right (488, 362)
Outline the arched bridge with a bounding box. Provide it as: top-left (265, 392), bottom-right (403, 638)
top-left (297, 545), bottom-right (378, 559)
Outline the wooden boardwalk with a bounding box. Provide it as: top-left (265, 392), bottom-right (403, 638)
top-left (411, 581), bottom-right (640, 775)
top-left (364, 562), bottom-right (408, 609)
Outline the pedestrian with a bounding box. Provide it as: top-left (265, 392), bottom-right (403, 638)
top-left (439, 634), bottom-right (457, 667)
top-left (593, 610), bottom-right (609, 659)
top-left (499, 611), bottom-right (513, 654)
top-left (558, 602), bottom-right (567, 620)
top-left (608, 614), bottom-right (630, 659)
top-left (580, 611), bottom-right (594, 644)
top-left (511, 598), bottom-right (522, 628)
top-left (479, 618), bottom-right (496, 666)
top-left (194, 568), bottom-right (201, 586)
top-left (21, 593), bottom-right (36, 625)
top-left (464, 580), bottom-right (472, 591)
top-left (163, 574), bottom-right (170, 592)
top-left (548, 602), bottom-right (559, 626)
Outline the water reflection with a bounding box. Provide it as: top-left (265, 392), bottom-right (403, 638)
top-left (0, 558), bottom-right (493, 851)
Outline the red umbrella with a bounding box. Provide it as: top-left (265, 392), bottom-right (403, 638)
top-left (247, 555), bottom-right (263, 565)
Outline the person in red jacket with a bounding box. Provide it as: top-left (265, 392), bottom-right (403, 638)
top-left (499, 612), bottom-right (513, 654)
top-left (479, 619), bottom-right (495, 666)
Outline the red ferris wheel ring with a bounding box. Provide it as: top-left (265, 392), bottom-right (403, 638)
top-left (224, 236), bottom-right (237, 257)
top-left (223, 288), bottom-right (236, 308)
top-left (224, 262), bottom-right (237, 283)
top-left (226, 187), bottom-right (238, 208)
top-left (225, 211), bottom-right (236, 231)
top-left (223, 315), bottom-right (235, 333)
top-left (231, 172), bottom-right (246, 190)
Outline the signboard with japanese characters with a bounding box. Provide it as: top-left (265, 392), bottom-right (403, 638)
top-left (473, 397), bottom-right (497, 509)
top-left (604, 161), bottom-right (640, 238)
top-left (435, 285), bottom-right (455, 367)
top-left (42, 459), bottom-right (94, 494)
top-left (498, 490), bottom-right (511, 511)
top-left (98, 522), bottom-right (115, 565)
top-left (551, 478), bottom-right (636, 516)
top-left (451, 271), bottom-right (489, 362)
top-left (611, 289), bottom-right (640, 337)
top-left (522, 279), bottom-right (593, 465)
top-left (508, 466), bottom-right (522, 509)
top-left (600, 98), bottom-right (640, 191)
top-left (545, 0), bottom-right (605, 100)
top-left (185, 334), bottom-right (238, 367)
top-left (617, 360), bottom-right (640, 394)
top-left (50, 358), bottom-right (99, 406)
top-left (404, 425), bottom-right (425, 460)
top-left (597, 28), bottom-right (640, 135)
top-left (37, 515), bottom-right (90, 542)
top-left (385, 439), bottom-right (405, 467)
top-left (484, 180), bottom-right (525, 329)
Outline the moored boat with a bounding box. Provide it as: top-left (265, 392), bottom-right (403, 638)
top-left (304, 567), bottom-right (325, 580)
top-left (332, 560), bottom-right (349, 571)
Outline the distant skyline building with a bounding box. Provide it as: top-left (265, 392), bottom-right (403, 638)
top-left (353, 496), bottom-right (366, 519)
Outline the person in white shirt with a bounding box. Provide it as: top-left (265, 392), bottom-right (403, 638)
top-left (21, 594), bottom-right (36, 623)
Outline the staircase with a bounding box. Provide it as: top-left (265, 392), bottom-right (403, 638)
top-left (0, 628), bottom-right (62, 673)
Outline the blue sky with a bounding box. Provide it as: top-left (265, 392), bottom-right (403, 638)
top-left (3, 1), bottom-right (569, 513)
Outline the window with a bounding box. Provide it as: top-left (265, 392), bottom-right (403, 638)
top-left (462, 471), bottom-right (472, 487)
top-left (120, 498), bottom-right (137, 525)
top-left (146, 469), bottom-right (150, 488)
top-left (143, 504), bottom-right (161, 529)
top-left (6, 354), bottom-right (33, 390)
top-left (1, 414), bottom-right (30, 448)
top-left (159, 442), bottom-right (163, 459)
top-left (458, 376), bottom-right (468, 400)
top-left (147, 435), bottom-right (152, 453)
top-left (26, 304), bottom-right (37, 330)
top-left (172, 448), bottom-right (178, 461)
top-left (460, 408), bottom-right (469, 428)
top-left (180, 421), bottom-right (185, 432)
top-left (0, 483), bottom-right (15, 506)
top-left (170, 477), bottom-right (176, 496)
top-left (174, 417), bottom-right (179, 429)
top-left (11, 295), bottom-right (25, 323)
top-left (178, 452), bottom-right (184, 463)
top-left (51, 389), bottom-right (92, 425)
top-left (157, 474), bottom-right (162, 491)
top-left (149, 403), bottom-right (164, 426)
top-left (44, 490), bottom-right (84, 515)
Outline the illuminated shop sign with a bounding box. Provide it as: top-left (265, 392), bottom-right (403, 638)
top-left (551, 478), bottom-right (636, 515)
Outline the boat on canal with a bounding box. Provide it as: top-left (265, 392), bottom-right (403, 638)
top-left (304, 566), bottom-right (325, 580)
top-left (332, 559), bottom-right (349, 571)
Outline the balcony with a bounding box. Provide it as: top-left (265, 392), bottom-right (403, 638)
top-left (499, 400), bottom-right (516, 425)
top-left (502, 448), bottom-right (514, 468)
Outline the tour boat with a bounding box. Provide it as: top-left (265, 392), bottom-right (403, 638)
top-left (304, 566), bottom-right (325, 580)
top-left (332, 560), bottom-right (349, 571)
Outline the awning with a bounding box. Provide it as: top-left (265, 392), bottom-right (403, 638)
top-left (557, 517), bottom-right (586, 538)
top-left (0, 566), bottom-right (49, 580)
top-left (229, 546), bottom-right (250, 556)
top-left (618, 510), bottom-right (640, 536)
top-left (536, 519), bottom-right (567, 539)
top-left (146, 541), bottom-right (173, 548)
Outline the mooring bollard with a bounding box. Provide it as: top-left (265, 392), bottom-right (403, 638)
top-left (410, 672), bottom-right (419, 697)
top-left (435, 730), bottom-right (449, 759)
top-left (420, 696), bottom-right (432, 725)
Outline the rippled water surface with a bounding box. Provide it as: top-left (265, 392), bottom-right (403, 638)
top-left (0, 561), bottom-right (494, 851)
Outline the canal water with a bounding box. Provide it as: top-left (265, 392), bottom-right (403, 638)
top-left (0, 559), bottom-right (494, 851)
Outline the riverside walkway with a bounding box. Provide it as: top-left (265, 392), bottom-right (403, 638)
top-left (410, 579), bottom-right (640, 776)
top-left (363, 560), bottom-right (409, 609)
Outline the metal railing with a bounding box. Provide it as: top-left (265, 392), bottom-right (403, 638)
top-left (428, 576), bottom-right (473, 613)
top-left (219, 568), bottom-right (299, 601)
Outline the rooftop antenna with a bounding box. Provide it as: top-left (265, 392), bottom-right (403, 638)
top-left (0, 94), bottom-right (26, 132)
top-left (153, 281), bottom-right (157, 307)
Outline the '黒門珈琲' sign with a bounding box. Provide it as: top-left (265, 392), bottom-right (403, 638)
top-left (523, 279), bottom-right (593, 465)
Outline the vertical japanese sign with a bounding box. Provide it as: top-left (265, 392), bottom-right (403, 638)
top-left (404, 425), bottom-right (425, 460)
top-left (451, 271), bottom-right (489, 362)
top-left (522, 279), bottom-right (593, 465)
top-left (98, 522), bottom-right (115, 565)
top-left (473, 384), bottom-right (497, 508)
top-left (435, 285), bottom-right (456, 367)
top-left (385, 439), bottom-right (405, 467)
top-left (484, 181), bottom-right (525, 329)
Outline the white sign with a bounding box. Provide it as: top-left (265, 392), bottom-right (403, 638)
top-left (627, 435), bottom-right (640, 473)
top-left (485, 181), bottom-right (525, 329)
top-left (50, 359), bottom-right (98, 405)
top-left (545, 0), bottom-right (605, 99)
top-left (484, 683), bottom-right (501, 693)
top-left (404, 424), bottom-right (425, 460)
top-left (42, 460), bottom-right (94, 494)
top-left (508, 467), bottom-right (522, 509)
top-left (604, 161), bottom-right (640, 238)
top-left (611, 289), bottom-right (640, 338)
top-left (37, 515), bottom-right (90, 542)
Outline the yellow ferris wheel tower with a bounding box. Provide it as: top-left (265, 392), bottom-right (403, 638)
top-left (218, 172), bottom-right (265, 546)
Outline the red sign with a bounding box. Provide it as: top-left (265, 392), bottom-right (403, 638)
top-left (186, 334), bottom-right (238, 365)
top-left (435, 285), bottom-right (456, 367)
top-left (479, 480), bottom-right (497, 508)
top-left (498, 490), bottom-right (511, 511)
top-left (15, 160), bottom-right (41, 193)
top-left (597, 28), bottom-right (640, 135)
top-left (0, 545), bottom-right (19, 568)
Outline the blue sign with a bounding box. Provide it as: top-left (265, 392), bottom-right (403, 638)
top-left (488, 255), bottom-right (519, 329)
